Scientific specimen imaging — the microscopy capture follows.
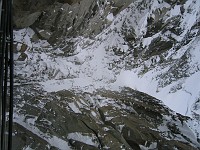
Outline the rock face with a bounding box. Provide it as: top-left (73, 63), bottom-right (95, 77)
top-left (13, 85), bottom-right (200, 149)
top-left (13, 0), bottom-right (200, 149)
top-left (14, 0), bottom-right (102, 40)
top-left (13, 0), bottom-right (133, 42)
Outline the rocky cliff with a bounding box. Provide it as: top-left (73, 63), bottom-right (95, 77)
top-left (13, 86), bottom-right (200, 149)
top-left (13, 0), bottom-right (200, 149)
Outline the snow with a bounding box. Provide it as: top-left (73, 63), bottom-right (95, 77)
top-left (14, 28), bottom-right (35, 46)
top-left (177, 122), bottom-right (200, 147)
top-left (140, 142), bottom-right (157, 150)
top-left (142, 37), bottom-right (153, 48)
top-left (67, 26), bottom-right (72, 30)
top-left (105, 116), bottom-right (114, 121)
top-left (91, 111), bottom-right (97, 117)
top-left (67, 132), bottom-right (99, 147)
top-left (170, 5), bottom-right (181, 17)
top-left (68, 102), bottom-right (82, 113)
top-left (48, 136), bottom-right (71, 150)
top-left (23, 146), bottom-right (34, 150)
top-left (14, 0), bottom-right (200, 118)
top-left (113, 64), bottom-right (200, 116)
top-left (14, 0), bottom-right (200, 143)
top-left (107, 13), bottom-right (114, 21)
top-left (13, 114), bottom-right (72, 150)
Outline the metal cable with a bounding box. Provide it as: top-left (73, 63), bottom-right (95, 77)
top-left (0, 0), bottom-right (13, 149)
top-left (8, 0), bottom-right (14, 148)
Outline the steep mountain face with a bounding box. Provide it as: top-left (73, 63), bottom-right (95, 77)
top-left (13, 0), bottom-right (200, 149)
top-left (13, 86), bottom-right (200, 149)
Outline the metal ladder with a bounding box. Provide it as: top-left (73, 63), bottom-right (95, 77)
top-left (0, 0), bottom-right (13, 149)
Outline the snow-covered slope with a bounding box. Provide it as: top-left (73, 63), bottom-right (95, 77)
top-left (13, 0), bottom-right (200, 149)
top-left (15, 0), bottom-right (200, 117)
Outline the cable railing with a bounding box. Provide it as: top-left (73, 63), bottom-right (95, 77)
top-left (0, 0), bottom-right (13, 149)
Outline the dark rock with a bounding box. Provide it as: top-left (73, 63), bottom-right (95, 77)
top-left (13, 86), bottom-right (200, 149)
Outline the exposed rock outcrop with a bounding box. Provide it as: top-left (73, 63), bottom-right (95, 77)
top-left (13, 85), bottom-right (200, 149)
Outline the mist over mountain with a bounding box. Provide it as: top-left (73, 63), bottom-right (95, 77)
top-left (13, 0), bottom-right (200, 149)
